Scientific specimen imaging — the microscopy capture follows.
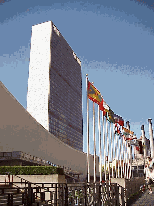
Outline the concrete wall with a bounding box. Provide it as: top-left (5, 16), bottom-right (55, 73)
top-left (111, 177), bottom-right (145, 204)
top-left (0, 81), bottom-right (99, 177)
top-left (0, 174), bottom-right (65, 186)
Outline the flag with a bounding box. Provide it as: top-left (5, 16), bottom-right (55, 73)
top-left (108, 108), bottom-right (115, 123)
top-left (114, 123), bottom-right (121, 134)
top-left (124, 136), bottom-right (134, 141)
top-left (103, 101), bottom-right (109, 118)
top-left (114, 123), bottom-right (120, 135)
top-left (123, 134), bottom-right (132, 141)
top-left (114, 123), bottom-right (123, 139)
top-left (103, 101), bottom-right (114, 123)
top-left (113, 114), bottom-right (124, 126)
top-left (103, 101), bottom-right (110, 113)
top-left (132, 135), bottom-right (137, 139)
top-left (122, 126), bottom-right (134, 135)
top-left (123, 127), bottom-right (135, 140)
top-left (99, 99), bottom-right (106, 116)
top-left (88, 81), bottom-right (102, 105)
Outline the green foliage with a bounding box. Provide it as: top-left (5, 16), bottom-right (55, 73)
top-left (0, 166), bottom-right (64, 175)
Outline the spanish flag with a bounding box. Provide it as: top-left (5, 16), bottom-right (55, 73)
top-left (88, 81), bottom-right (102, 105)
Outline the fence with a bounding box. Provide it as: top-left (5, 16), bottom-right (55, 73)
top-left (0, 181), bottom-right (122, 206)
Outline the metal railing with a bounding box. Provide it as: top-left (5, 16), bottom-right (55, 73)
top-left (0, 181), bottom-right (121, 206)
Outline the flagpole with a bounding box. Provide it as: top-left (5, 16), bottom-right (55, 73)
top-left (121, 127), bottom-right (125, 178)
top-left (119, 125), bottom-right (123, 178)
top-left (126, 139), bottom-right (128, 178)
top-left (111, 123), bottom-right (114, 178)
top-left (92, 82), bottom-right (96, 183)
top-left (120, 136), bottom-right (123, 178)
top-left (115, 128), bottom-right (117, 178)
top-left (113, 126), bottom-right (116, 178)
top-left (102, 111), bottom-right (106, 182)
top-left (98, 105), bottom-right (102, 184)
top-left (114, 123), bottom-right (119, 178)
top-left (110, 122), bottom-right (113, 178)
top-left (119, 136), bottom-right (122, 178)
top-left (106, 116), bottom-right (110, 182)
top-left (141, 125), bottom-right (146, 170)
top-left (123, 125), bottom-right (129, 179)
top-left (86, 74), bottom-right (90, 183)
top-left (126, 140), bottom-right (129, 179)
top-left (123, 128), bottom-right (127, 179)
top-left (106, 116), bottom-right (109, 182)
top-left (126, 121), bottom-right (132, 179)
top-left (119, 132), bottom-right (121, 178)
top-left (117, 133), bottom-right (120, 178)
top-left (148, 119), bottom-right (154, 158)
top-left (93, 101), bottom-right (96, 183)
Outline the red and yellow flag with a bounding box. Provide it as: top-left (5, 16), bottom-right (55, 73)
top-left (88, 81), bottom-right (106, 115)
top-left (88, 81), bottom-right (102, 105)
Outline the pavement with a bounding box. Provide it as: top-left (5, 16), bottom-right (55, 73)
top-left (130, 186), bottom-right (154, 206)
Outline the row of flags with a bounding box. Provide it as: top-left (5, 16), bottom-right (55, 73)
top-left (114, 123), bottom-right (137, 141)
top-left (88, 81), bottom-right (124, 125)
top-left (88, 81), bottom-right (133, 134)
top-left (88, 80), bottom-right (136, 141)
top-left (87, 77), bottom-right (135, 182)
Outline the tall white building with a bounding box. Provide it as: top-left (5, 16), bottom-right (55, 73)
top-left (27, 21), bottom-right (83, 151)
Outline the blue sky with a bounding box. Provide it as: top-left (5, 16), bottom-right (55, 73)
top-left (0, 0), bottom-right (154, 155)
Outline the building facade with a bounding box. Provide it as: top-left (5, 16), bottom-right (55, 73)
top-left (27, 21), bottom-right (83, 151)
top-left (134, 136), bottom-right (150, 158)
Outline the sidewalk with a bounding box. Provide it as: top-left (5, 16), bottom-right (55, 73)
top-left (130, 186), bottom-right (154, 206)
